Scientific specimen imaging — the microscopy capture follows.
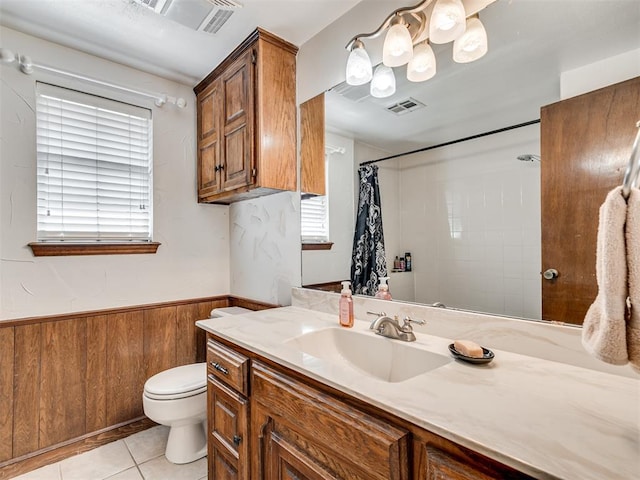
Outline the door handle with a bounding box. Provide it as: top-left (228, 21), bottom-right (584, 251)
top-left (543, 269), bottom-right (559, 280)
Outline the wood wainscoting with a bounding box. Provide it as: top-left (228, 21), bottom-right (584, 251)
top-left (0, 295), bottom-right (276, 479)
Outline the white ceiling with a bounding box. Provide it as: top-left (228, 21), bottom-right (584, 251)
top-left (0, 0), bottom-right (363, 86)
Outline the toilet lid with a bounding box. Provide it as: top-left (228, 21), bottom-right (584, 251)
top-left (144, 363), bottom-right (206, 399)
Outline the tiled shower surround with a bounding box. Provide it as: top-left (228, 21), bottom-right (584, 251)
top-left (378, 123), bottom-right (541, 319)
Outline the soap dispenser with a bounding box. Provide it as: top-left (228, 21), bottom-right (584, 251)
top-left (339, 281), bottom-right (354, 328)
top-left (375, 277), bottom-right (392, 300)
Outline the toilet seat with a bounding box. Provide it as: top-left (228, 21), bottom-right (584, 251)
top-left (144, 363), bottom-right (206, 400)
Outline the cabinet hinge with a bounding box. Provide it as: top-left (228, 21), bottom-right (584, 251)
top-left (251, 50), bottom-right (257, 65)
top-left (252, 168), bottom-right (257, 178)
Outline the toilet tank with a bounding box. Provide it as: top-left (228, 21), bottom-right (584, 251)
top-left (210, 306), bottom-right (252, 318)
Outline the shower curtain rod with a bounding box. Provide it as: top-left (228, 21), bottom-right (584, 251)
top-left (360, 119), bottom-right (541, 166)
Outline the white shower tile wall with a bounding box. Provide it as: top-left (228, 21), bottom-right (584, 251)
top-left (380, 123), bottom-right (541, 319)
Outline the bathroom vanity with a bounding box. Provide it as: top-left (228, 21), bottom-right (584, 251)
top-left (196, 303), bottom-right (639, 480)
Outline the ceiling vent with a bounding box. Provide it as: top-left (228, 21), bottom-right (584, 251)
top-left (329, 81), bottom-right (371, 103)
top-left (133, 0), bottom-right (242, 34)
top-left (386, 97), bottom-right (425, 115)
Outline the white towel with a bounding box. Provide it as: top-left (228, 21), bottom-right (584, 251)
top-left (582, 187), bottom-right (629, 365)
top-left (625, 188), bottom-right (640, 372)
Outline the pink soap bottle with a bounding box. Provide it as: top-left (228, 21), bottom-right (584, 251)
top-left (374, 276), bottom-right (392, 300)
top-left (339, 281), bottom-right (354, 328)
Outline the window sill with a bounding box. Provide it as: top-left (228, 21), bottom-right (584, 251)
top-left (302, 242), bottom-right (333, 251)
top-left (28, 242), bottom-right (161, 257)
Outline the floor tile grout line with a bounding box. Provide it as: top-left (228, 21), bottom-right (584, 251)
top-left (122, 437), bottom-right (146, 479)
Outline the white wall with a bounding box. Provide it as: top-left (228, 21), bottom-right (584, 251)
top-left (0, 27), bottom-right (230, 320)
top-left (229, 191), bottom-right (300, 306)
top-left (561, 48), bottom-right (640, 100)
top-left (301, 132), bottom-right (355, 286)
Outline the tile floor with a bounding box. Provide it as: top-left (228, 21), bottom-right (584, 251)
top-left (12, 426), bottom-right (207, 480)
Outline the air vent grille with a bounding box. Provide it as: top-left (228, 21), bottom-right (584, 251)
top-left (202, 9), bottom-right (233, 33)
top-left (329, 81), bottom-right (371, 103)
top-left (386, 97), bottom-right (425, 115)
top-left (140, 0), bottom-right (160, 8)
top-left (208, 0), bottom-right (242, 7)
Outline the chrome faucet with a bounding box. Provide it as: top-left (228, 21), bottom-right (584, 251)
top-left (369, 315), bottom-right (425, 342)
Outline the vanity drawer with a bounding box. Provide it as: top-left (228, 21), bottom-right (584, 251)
top-left (207, 337), bottom-right (249, 395)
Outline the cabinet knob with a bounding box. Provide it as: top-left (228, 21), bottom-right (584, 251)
top-left (233, 435), bottom-right (242, 446)
top-left (543, 269), bottom-right (559, 280)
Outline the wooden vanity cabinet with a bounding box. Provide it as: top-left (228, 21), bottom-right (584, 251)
top-left (194, 28), bottom-right (298, 204)
top-left (204, 333), bottom-right (533, 480)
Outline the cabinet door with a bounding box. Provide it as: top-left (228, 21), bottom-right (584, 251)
top-left (197, 78), bottom-right (223, 198)
top-left (208, 375), bottom-right (249, 480)
top-left (418, 444), bottom-right (532, 480)
top-left (251, 362), bottom-right (409, 480)
top-left (266, 432), bottom-right (335, 480)
top-left (221, 48), bottom-right (254, 192)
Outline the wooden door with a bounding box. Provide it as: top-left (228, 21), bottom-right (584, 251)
top-left (207, 376), bottom-right (249, 480)
top-left (541, 76), bottom-right (640, 324)
top-left (266, 432), bottom-right (336, 480)
top-left (221, 48), bottom-right (254, 192)
top-left (197, 78), bottom-right (223, 199)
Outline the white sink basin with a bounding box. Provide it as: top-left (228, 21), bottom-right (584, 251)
top-left (285, 327), bottom-right (451, 382)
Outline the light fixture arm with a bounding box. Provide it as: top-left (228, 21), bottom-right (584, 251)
top-left (345, 0), bottom-right (435, 50)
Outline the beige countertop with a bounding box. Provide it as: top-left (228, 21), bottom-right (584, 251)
top-left (196, 306), bottom-right (640, 480)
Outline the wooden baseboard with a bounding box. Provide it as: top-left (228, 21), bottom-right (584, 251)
top-left (0, 417), bottom-right (155, 479)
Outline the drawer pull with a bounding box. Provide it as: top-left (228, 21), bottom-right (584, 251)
top-left (233, 435), bottom-right (242, 446)
top-left (211, 361), bottom-right (229, 375)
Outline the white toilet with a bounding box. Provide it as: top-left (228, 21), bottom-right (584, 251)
top-left (142, 306), bottom-right (251, 464)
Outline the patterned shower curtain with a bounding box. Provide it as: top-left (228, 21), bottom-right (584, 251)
top-left (350, 165), bottom-right (387, 295)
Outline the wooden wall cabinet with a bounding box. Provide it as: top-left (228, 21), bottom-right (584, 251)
top-left (194, 28), bottom-right (298, 204)
top-left (300, 93), bottom-right (325, 196)
top-left (205, 333), bottom-right (533, 480)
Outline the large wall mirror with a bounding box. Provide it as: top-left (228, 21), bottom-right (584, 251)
top-left (301, 0), bottom-right (640, 325)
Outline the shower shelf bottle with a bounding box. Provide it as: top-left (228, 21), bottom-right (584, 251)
top-left (339, 281), bottom-right (354, 328)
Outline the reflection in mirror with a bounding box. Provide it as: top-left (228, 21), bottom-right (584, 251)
top-left (301, 0), bottom-right (640, 324)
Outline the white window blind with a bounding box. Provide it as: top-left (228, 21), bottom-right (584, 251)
top-left (301, 195), bottom-right (329, 242)
top-left (36, 83), bottom-right (153, 242)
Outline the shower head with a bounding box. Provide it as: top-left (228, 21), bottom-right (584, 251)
top-left (517, 154), bottom-right (541, 162)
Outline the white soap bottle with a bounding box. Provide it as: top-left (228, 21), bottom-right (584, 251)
top-left (375, 276), bottom-right (392, 300)
top-left (339, 281), bottom-right (354, 328)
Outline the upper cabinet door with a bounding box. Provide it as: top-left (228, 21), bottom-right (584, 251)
top-left (197, 78), bottom-right (223, 198)
top-left (541, 76), bottom-right (640, 324)
top-left (221, 48), bottom-right (255, 193)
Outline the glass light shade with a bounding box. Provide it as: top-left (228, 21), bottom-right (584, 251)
top-left (370, 65), bottom-right (396, 98)
top-left (453, 17), bottom-right (488, 63)
top-left (429, 0), bottom-right (467, 44)
top-left (407, 42), bottom-right (436, 82)
top-left (345, 43), bottom-right (373, 85)
top-left (383, 21), bottom-right (413, 67)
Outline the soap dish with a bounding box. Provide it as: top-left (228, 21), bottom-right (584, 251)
top-left (448, 343), bottom-right (495, 364)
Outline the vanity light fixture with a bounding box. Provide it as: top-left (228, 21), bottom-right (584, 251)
top-left (346, 39), bottom-right (373, 85)
top-left (429, 0), bottom-right (467, 44)
top-left (370, 64), bottom-right (397, 98)
top-left (382, 15), bottom-right (414, 67)
top-left (407, 41), bottom-right (436, 82)
top-left (453, 14), bottom-right (488, 63)
top-left (344, 0), bottom-right (497, 96)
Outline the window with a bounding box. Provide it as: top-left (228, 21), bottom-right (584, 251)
top-left (301, 194), bottom-right (329, 243)
top-left (35, 83), bottom-right (153, 247)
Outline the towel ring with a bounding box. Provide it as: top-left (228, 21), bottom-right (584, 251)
top-left (621, 120), bottom-right (640, 200)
